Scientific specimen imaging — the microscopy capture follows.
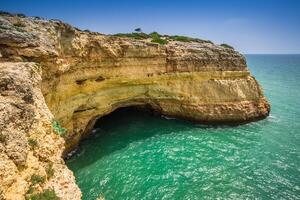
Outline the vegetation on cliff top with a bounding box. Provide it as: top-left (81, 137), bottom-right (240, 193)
top-left (113, 29), bottom-right (237, 48)
top-left (149, 32), bottom-right (168, 45)
top-left (113, 29), bottom-right (213, 45)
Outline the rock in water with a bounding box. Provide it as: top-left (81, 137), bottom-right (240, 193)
top-left (0, 12), bottom-right (269, 199)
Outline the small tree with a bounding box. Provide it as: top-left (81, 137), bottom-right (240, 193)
top-left (134, 28), bottom-right (142, 32)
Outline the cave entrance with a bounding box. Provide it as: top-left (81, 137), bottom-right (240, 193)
top-left (93, 105), bottom-right (160, 130)
top-left (66, 105), bottom-right (162, 157)
top-left (80, 104), bottom-right (161, 139)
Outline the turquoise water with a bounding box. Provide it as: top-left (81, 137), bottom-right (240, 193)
top-left (66, 55), bottom-right (300, 200)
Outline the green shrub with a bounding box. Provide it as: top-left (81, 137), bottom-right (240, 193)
top-left (16, 13), bottom-right (26, 18)
top-left (31, 174), bottom-right (46, 185)
top-left (45, 163), bottom-right (54, 178)
top-left (149, 32), bottom-right (168, 45)
top-left (51, 120), bottom-right (66, 136)
top-left (169, 35), bottom-right (192, 42)
top-left (220, 43), bottom-right (234, 49)
top-left (26, 189), bottom-right (59, 200)
top-left (0, 133), bottom-right (7, 143)
top-left (149, 32), bottom-right (161, 38)
top-left (26, 185), bottom-right (35, 195)
top-left (28, 138), bottom-right (38, 149)
top-left (151, 37), bottom-right (168, 45)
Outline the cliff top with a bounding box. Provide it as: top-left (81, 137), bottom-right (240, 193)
top-left (0, 10), bottom-right (235, 47)
top-left (0, 11), bottom-right (237, 52)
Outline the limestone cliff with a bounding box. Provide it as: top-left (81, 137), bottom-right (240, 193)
top-left (0, 12), bottom-right (270, 200)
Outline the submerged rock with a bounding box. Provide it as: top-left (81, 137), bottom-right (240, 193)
top-left (0, 12), bottom-right (269, 199)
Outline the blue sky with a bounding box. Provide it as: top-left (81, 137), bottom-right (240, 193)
top-left (1, 0), bottom-right (299, 54)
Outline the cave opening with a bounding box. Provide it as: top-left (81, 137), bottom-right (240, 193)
top-left (67, 105), bottom-right (165, 160)
top-left (94, 105), bottom-right (160, 130)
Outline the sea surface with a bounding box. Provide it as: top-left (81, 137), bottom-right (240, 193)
top-left (66, 55), bottom-right (300, 200)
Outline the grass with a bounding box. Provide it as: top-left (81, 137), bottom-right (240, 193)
top-left (28, 138), bottom-right (38, 150)
top-left (45, 163), bottom-right (54, 178)
top-left (51, 120), bottom-right (66, 136)
top-left (220, 43), bottom-right (234, 49)
top-left (26, 189), bottom-right (59, 200)
top-left (169, 35), bottom-right (192, 42)
top-left (31, 174), bottom-right (46, 185)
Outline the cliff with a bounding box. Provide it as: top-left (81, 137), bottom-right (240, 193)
top-left (0, 12), bottom-right (270, 199)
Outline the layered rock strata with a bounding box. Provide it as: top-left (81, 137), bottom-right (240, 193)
top-left (0, 13), bottom-right (270, 199)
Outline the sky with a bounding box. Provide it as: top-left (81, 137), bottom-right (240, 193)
top-left (1, 0), bottom-right (300, 54)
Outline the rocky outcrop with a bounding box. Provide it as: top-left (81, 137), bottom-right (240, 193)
top-left (0, 12), bottom-right (270, 199)
top-left (0, 62), bottom-right (81, 200)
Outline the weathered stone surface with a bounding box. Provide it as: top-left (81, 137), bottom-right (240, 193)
top-left (0, 62), bottom-right (81, 200)
top-left (0, 13), bottom-right (270, 199)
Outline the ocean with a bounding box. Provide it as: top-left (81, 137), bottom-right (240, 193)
top-left (66, 54), bottom-right (300, 200)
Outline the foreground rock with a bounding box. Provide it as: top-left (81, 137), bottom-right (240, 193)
top-left (0, 12), bottom-right (270, 199)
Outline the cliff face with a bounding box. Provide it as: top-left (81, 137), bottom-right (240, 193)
top-left (0, 13), bottom-right (270, 199)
